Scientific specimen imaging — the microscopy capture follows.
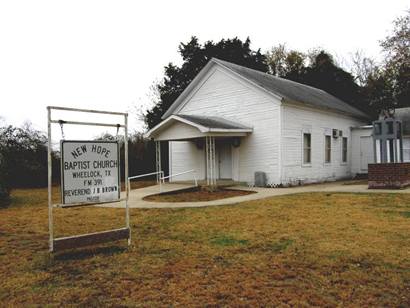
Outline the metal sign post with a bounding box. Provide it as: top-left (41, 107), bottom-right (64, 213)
top-left (47, 106), bottom-right (130, 253)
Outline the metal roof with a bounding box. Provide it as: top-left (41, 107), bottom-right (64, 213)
top-left (212, 58), bottom-right (369, 119)
top-left (144, 114), bottom-right (253, 139)
top-left (177, 114), bottom-right (251, 130)
top-left (395, 107), bottom-right (410, 121)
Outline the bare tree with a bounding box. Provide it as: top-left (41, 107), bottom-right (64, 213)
top-left (381, 10), bottom-right (410, 67)
top-left (350, 50), bottom-right (377, 86)
top-left (265, 44), bottom-right (287, 76)
top-left (380, 9), bottom-right (410, 106)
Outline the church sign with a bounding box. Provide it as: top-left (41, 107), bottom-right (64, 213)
top-left (61, 141), bottom-right (120, 205)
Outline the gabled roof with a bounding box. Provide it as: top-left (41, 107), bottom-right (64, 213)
top-left (145, 114), bottom-right (252, 140)
top-left (162, 58), bottom-right (369, 120)
top-left (176, 114), bottom-right (251, 130)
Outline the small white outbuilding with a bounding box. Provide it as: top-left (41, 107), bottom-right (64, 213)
top-left (146, 58), bottom-right (373, 186)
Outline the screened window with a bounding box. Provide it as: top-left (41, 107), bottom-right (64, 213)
top-left (397, 122), bottom-right (402, 138)
top-left (342, 137), bottom-right (348, 163)
top-left (374, 123), bottom-right (382, 135)
top-left (403, 121), bottom-right (410, 136)
top-left (387, 139), bottom-right (395, 163)
top-left (387, 121), bottom-right (394, 134)
top-left (325, 135), bottom-right (331, 163)
top-left (303, 133), bottom-right (311, 164)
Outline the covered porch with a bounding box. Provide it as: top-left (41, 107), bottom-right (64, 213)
top-left (145, 114), bottom-right (253, 187)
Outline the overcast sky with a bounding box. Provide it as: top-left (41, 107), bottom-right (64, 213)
top-left (0, 0), bottom-right (408, 140)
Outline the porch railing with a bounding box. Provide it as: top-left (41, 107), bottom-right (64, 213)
top-left (159, 169), bottom-right (198, 192)
top-left (128, 171), bottom-right (164, 193)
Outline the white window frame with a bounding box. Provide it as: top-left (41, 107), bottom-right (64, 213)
top-left (302, 130), bottom-right (312, 167)
top-left (324, 133), bottom-right (332, 165)
top-left (341, 136), bottom-right (348, 165)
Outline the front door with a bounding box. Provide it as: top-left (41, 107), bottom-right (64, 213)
top-left (360, 136), bottom-right (373, 171)
top-left (219, 143), bottom-right (232, 179)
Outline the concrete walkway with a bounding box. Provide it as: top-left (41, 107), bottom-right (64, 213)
top-left (99, 181), bottom-right (410, 209)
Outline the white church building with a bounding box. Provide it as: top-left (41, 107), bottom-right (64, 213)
top-left (146, 58), bottom-right (379, 186)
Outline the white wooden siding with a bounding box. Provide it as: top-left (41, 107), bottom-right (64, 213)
top-left (169, 141), bottom-right (205, 181)
top-left (170, 66), bottom-right (282, 184)
top-left (281, 104), bottom-right (366, 184)
top-left (155, 122), bottom-right (204, 141)
top-left (167, 64), bottom-right (369, 185)
top-left (351, 127), bottom-right (374, 175)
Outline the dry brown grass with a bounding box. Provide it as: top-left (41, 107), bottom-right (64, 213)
top-left (0, 187), bottom-right (409, 306)
top-left (143, 187), bottom-right (255, 202)
top-left (123, 180), bottom-right (157, 191)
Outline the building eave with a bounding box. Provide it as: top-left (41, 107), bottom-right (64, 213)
top-left (282, 98), bottom-right (370, 122)
top-left (145, 114), bottom-right (253, 141)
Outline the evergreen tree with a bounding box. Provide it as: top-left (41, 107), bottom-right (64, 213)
top-left (144, 37), bottom-right (267, 129)
top-left (300, 51), bottom-right (364, 112)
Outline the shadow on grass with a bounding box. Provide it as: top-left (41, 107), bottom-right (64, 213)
top-left (53, 245), bottom-right (127, 261)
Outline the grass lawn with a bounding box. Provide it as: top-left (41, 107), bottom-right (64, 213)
top-left (0, 187), bottom-right (409, 306)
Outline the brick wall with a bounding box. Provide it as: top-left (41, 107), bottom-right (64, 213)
top-left (368, 163), bottom-right (410, 189)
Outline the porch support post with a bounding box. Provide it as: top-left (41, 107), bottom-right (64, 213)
top-left (206, 137), bottom-right (209, 186)
top-left (209, 136), bottom-right (213, 187)
top-left (211, 136), bottom-right (216, 187)
top-left (155, 141), bottom-right (161, 183)
top-left (205, 136), bottom-right (217, 188)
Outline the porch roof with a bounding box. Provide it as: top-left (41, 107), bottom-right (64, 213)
top-left (145, 114), bottom-right (253, 141)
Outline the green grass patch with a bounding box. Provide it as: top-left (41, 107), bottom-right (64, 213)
top-left (210, 235), bottom-right (249, 246)
top-left (399, 211), bottom-right (410, 218)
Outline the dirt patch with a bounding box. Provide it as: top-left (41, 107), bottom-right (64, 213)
top-left (121, 180), bottom-right (157, 191)
top-left (143, 187), bottom-right (255, 202)
top-left (343, 179), bottom-right (368, 185)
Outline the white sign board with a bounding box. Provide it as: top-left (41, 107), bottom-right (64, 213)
top-left (61, 141), bottom-right (120, 204)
